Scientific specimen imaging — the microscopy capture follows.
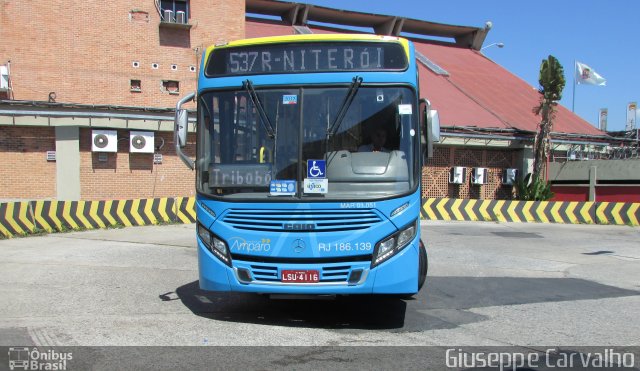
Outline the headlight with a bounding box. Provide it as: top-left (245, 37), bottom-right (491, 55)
top-left (197, 223), bottom-right (231, 266)
top-left (371, 219), bottom-right (417, 268)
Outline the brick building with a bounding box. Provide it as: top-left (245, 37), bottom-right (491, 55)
top-left (0, 0), bottom-right (611, 201)
top-left (1, 0), bottom-right (244, 200)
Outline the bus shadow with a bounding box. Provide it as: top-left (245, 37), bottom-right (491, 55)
top-left (169, 281), bottom-right (407, 330)
top-left (167, 276), bottom-right (640, 331)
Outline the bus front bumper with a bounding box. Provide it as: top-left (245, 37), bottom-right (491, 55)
top-left (197, 240), bottom-right (419, 295)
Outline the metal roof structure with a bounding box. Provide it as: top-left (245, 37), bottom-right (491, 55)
top-left (246, 0), bottom-right (490, 49)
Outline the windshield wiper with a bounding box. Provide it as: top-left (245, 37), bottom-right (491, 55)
top-left (243, 79), bottom-right (275, 139)
top-left (326, 76), bottom-right (363, 137)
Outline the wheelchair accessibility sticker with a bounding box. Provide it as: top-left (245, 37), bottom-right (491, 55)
top-left (307, 160), bottom-right (326, 178)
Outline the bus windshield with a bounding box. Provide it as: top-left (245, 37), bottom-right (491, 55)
top-left (196, 85), bottom-right (418, 200)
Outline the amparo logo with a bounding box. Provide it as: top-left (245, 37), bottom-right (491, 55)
top-left (229, 237), bottom-right (271, 252)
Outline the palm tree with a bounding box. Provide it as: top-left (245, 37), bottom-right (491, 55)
top-left (532, 55), bottom-right (565, 182)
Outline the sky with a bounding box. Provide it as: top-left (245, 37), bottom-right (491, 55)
top-left (296, 0), bottom-right (639, 132)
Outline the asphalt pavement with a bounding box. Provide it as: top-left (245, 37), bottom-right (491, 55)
top-left (0, 221), bottom-right (639, 368)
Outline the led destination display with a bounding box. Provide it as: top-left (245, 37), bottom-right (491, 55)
top-left (206, 42), bottom-right (407, 76)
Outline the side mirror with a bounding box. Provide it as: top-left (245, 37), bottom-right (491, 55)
top-left (420, 98), bottom-right (440, 159)
top-left (174, 92), bottom-right (196, 170)
top-left (176, 109), bottom-right (189, 148)
top-left (427, 109), bottom-right (441, 158)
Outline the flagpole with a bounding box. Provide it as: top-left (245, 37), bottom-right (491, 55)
top-left (572, 60), bottom-right (576, 112)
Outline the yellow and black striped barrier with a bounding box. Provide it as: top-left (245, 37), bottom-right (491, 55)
top-left (0, 197), bottom-right (196, 238)
top-left (421, 198), bottom-right (639, 226)
top-left (2, 197), bottom-right (639, 238)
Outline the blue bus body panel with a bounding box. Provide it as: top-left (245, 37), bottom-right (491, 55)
top-left (196, 193), bottom-right (422, 294)
top-left (193, 39), bottom-right (424, 294)
top-left (198, 236), bottom-right (419, 294)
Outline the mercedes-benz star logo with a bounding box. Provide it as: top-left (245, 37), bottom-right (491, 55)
top-left (292, 239), bottom-right (305, 253)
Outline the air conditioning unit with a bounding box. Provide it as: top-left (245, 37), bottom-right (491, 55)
top-left (163, 9), bottom-right (174, 22)
top-left (175, 11), bottom-right (186, 24)
top-left (503, 168), bottom-right (518, 185)
top-left (471, 167), bottom-right (487, 185)
top-left (91, 130), bottom-right (118, 153)
top-left (130, 131), bottom-right (155, 153)
top-left (449, 166), bottom-right (466, 184)
top-left (0, 65), bottom-right (8, 92)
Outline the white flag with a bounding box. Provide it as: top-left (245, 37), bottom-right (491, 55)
top-left (576, 61), bottom-right (606, 85)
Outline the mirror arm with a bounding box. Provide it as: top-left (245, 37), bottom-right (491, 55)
top-left (175, 92), bottom-right (196, 170)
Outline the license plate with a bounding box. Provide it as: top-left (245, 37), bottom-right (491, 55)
top-left (281, 270), bottom-right (319, 283)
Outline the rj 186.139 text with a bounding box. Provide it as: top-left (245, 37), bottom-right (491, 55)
top-left (318, 242), bottom-right (372, 252)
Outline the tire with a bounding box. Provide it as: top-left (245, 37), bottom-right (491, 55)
top-left (417, 239), bottom-right (428, 291)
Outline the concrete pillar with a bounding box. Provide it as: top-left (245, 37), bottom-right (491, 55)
top-left (55, 126), bottom-right (81, 200)
top-left (589, 166), bottom-right (597, 202)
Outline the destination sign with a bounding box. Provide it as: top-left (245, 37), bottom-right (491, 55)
top-left (205, 42), bottom-right (407, 77)
top-left (208, 164), bottom-right (272, 188)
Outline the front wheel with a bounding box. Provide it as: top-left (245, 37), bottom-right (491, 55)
top-left (417, 239), bottom-right (428, 291)
top-left (393, 240), bottom-right (428, 299)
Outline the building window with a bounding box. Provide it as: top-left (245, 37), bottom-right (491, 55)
top-left (130, 79), bottom-right (141, 92)
top-left (162, 80), bottom-right (179, 94)
top-left (161, 0), bottom-right (189, 22)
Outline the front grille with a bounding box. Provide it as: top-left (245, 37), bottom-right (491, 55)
top-left (223, 209), bottom-right (381, 232)
top-left (249, 264), bottom-right (279, 282)
top-left (246, 264), bottom-right (358, 283)
top-left (320, 265), bottom-right (350, 282)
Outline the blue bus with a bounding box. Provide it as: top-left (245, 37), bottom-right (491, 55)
top-left (174, 34), bottom-right (439, 296)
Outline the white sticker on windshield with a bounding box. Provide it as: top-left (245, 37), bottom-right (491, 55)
top-left (398, 104), bottom-right (412, 115)
top-left (270, 180), bottom-right (296, 196)
top-left (283, 95), bottom-right (298, 105)
top-left (304, 178), bottom-right (328, 194)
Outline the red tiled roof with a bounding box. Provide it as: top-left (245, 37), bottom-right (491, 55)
top-left (245, 19), bottom-right (604, 136)
top-left (414, 42), bottom-right (603, 135)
